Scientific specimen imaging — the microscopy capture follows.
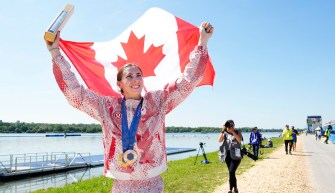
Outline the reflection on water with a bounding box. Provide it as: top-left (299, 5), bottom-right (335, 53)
top-left (0, 132), bottom-right (281, 192)
top-left (0, 167), bottom-right (103, 193)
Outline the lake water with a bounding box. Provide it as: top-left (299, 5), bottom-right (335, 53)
top-left (0, 132), bottom-right (281, 193)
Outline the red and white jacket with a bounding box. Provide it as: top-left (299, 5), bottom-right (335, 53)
top-left (52, 45), bottom-right (209, 180)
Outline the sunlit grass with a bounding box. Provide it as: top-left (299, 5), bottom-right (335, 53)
top-left (33, 138), bottom-right (283, 193)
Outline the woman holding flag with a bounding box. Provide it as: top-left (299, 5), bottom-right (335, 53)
top-left (45, 21), bottom-right (213, 192)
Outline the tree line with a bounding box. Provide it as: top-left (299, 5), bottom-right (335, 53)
top-left (0, 121), bottom-right (101, 133)
top-left (166, 126), bottom-right (287, 133)
top-left (0, 121), bottom-right (289, 134)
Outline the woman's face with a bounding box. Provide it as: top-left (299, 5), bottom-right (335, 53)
top-left (117, 66), bottom-right (144, 99)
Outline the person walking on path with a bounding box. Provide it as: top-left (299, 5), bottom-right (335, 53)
top-left (282, 124), bottom-right (293, 155)
top-left (218, 120), bottom-right (243, 193)
top-left (318, 129), bottom-right (322, 140)
top-left (292, 126), bottom-right (298, 152)
top-left (249, 127), bottom-right (261, 159)
top-left (324, 125), bottom-right (332, 144)
top-left (213, 135), bottom-right (313, 193)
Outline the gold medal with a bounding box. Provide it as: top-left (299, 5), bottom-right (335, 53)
top-left (118, 153), bottom-right (129, 167)
top-left (123, 150), bottom-right (138, 165)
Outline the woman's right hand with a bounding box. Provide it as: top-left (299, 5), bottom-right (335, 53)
top-left (45, 31), bottom-right (61, 58)
top-left (221, 126), bottom-right (226, 133)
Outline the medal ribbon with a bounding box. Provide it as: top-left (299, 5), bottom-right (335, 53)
top-left (121, 98), bottom-right (143, 153)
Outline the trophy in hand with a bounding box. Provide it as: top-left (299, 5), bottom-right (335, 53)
top-left (44, 4), bottom-right (74, 42)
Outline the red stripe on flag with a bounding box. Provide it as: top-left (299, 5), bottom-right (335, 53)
top-left (175, 17), bottom-right (215, 86)
top-left (60, 39), bottom-right (121, 97)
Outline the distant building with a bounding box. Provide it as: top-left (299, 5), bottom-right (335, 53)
top-left (307, 116), bottom-right (322, 133)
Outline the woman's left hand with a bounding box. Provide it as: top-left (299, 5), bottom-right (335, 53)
top-left (227, 127), bottom-right (234, 133)
top-left (198, 22), bottom-right (214, 46)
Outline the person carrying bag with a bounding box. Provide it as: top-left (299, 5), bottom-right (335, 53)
top-left (219, 132), bottom-right (244, 162)
top-left (218, 120), bottom-right (243, 193)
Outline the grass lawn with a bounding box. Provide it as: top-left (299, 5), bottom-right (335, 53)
top-left (33, 137), bottom-right (283, 193)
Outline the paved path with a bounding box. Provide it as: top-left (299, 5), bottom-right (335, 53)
top-left (303, 134), bottom-right (335, 193)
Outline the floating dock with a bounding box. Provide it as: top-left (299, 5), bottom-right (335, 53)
top-left (0, 152), bottom-right (100, 180)
top-left (0, 147), bottom-right (195, 180)
top-left (45, 133), bottom-right (82, 137)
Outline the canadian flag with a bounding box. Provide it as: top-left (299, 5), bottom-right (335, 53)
top-left (59, 7), bottom-right (215, 97)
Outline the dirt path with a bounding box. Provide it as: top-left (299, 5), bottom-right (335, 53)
top-left (213, 136), bottom-right (314, 193)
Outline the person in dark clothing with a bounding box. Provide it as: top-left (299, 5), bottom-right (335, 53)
top-left (249, 127), bottom-right (262, 159)
top-left (218, 120), bottom-right (243, 193)
top-left (291, 126), bottom-right (299, 151)
top-left (264, 139), bottom-right (273, 148)
top-left (324, 125), bottom-right (332, 144)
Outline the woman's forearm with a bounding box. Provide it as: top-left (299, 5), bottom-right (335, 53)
top-left (218, 133), bottom-right (225, 142)
top-left (232, 130), bottom-right (242, 143)
top-left (49, 48), bottom-right (61, 58)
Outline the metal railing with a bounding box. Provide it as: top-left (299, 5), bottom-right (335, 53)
top-left (0, 152), bottom-right (92, 176)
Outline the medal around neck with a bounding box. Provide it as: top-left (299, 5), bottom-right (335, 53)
top-left (44, 4), bottom-right (74, 42)
top-left (123, 150), bottom-right (138, 165)
top-left (117, 151), bottom-right (138, 168)
top-left (118, 153), bottom-right (130, 167)
top-left (119, 98), bottom-right (143, 167)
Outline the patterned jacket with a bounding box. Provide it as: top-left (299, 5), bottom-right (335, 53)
top-left (52, 45), bottom-right (209, 180)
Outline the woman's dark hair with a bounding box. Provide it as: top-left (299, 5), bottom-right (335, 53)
top-left (224, 120), bottom-right (235, 129)
top-left (117, 63), bottom-right (142, 82)
top-left (328, 125), bottom-right (333, 130)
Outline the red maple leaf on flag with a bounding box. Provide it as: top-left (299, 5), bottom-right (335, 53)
top-left (112, 31), bottom-right (166, 78)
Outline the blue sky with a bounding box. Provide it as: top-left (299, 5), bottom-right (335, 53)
top-left (0, 0), bottom-right (334, 129)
